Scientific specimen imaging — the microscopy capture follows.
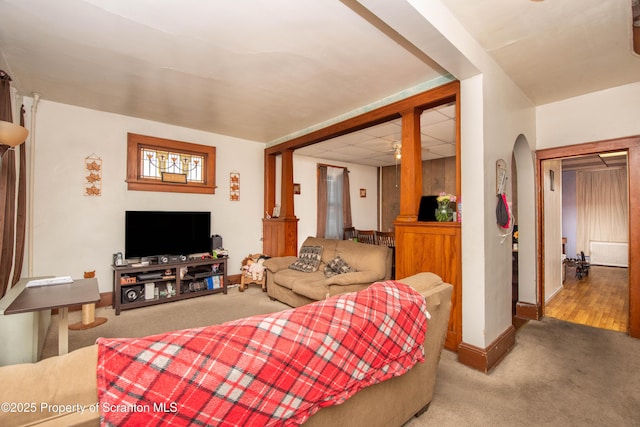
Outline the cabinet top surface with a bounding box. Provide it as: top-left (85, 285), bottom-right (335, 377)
top-left (113, 257), bottom-right (227, 271)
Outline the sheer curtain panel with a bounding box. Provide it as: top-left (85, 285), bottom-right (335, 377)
top-left (576, 168), bottom-right (628, 256)
top-left (317, 165), bottom-right (351, 239)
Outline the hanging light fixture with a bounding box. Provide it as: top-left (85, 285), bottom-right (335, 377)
top-left (0, 120), bottom-right (28, 147)
top-left (393, 142), bottom-right (402, 160)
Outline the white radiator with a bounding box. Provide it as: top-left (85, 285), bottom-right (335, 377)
top-left (589, 241), bottom-right (628, 267)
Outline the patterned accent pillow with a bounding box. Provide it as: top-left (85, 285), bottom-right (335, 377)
top-left (324, 255), bottom-right (357, 277)
top-left (288, 246), bottom-right (324, 272)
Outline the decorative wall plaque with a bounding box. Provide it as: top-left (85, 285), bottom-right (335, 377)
top-left (84, 154), bottom-right (102, 196)
top-left (230, 171), bottom-right (240, 201)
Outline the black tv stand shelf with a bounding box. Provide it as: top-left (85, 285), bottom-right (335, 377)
top-left (112, 257), bottom-right (227, 315)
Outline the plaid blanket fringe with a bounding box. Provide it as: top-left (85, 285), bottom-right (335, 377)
top-left (96, 280), bottom-right (429, 426)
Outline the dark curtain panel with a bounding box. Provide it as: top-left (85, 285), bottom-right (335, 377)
top-left (0, 70), bottom-right (16, 298)
top-left (0, 71), bottom-right (10, 159)
top-left (342, 169), bottom-right (352, 229)
top-left (12, 106), bottom-right (27, 287)
top-left (316, 165), bottom-right (328, 238)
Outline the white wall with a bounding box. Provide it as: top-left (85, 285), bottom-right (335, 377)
top-left (479, 70), bottom-right (537, 343)
top-left (293, 154), bottom-right (378, 249)
top-left (543, 159), bottom-right (563, 302)
top-left (537, 82), bottom-right (640, 149)
top-left (513, 134), bottom-right (537, 305)
top-left (413, 0), bottom-right (538, 348)
top-left (23, 98), bottom-right (266, 293)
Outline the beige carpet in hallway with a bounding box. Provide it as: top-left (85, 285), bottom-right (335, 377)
top-left (41, 285), bottom-right (640, 426)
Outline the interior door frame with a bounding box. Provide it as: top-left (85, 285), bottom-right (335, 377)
top-left (536, 135), bottom-right (640, 338)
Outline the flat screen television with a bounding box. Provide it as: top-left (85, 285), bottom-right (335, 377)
top-left (417, 195), bottom-right (438, 222)
top-left (125, 211), bottom-right (211, 259)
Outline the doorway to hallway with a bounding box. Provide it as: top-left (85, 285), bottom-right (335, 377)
top-left (536, 135), bottom-right (639, 338)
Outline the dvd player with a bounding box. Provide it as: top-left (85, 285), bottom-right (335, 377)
top-left (137, 272), bottom-right (163, 281)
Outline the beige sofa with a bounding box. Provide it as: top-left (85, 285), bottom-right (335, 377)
top-left (0, 272), bottom-right (452, 427)
top-left (264, 236), bottom-right (393, 307)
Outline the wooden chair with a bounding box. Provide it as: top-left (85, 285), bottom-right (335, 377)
top-left (356, 229), bottom-right (377, 245)
top-left (343, 226), bottom-right (357, 240)
top-left (575, 251), bottom-right (590, 280)
top-left (240, 254), bottom-right (267, 292)
top-left (376, 231), bottom-right (396, 279)
top-left (376, 231), bottom-right (395, 247)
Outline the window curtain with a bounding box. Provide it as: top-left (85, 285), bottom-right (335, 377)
top-left (316, 166), bottom-right (328, 238)
top-left (316, 165), bottom-right (352, 239)
top-left (576, 168), bottom-right (628, 256)
top-left (342, 169), bottom-right (352, 230)
top-left (0, 70), bottom-right (26, 298)
top-left (12, 106), bottom-right (27, 287)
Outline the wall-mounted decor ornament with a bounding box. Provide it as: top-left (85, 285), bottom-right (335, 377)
top-left (230, 171), bottom-right (240, 201)
top-left (84, 154), bottom-right (102, 196)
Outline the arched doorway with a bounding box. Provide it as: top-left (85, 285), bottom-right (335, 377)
top-left (512, 134), bottom-right (539, 320)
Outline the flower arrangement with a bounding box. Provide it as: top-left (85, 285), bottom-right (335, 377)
top-left (435, 192), bottom-right (456, 222)
top-left (436, 192), bottom-right (457, 204)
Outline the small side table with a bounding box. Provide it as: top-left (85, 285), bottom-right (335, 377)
top-left (239, 271), bottom-right (266, 292)
top-left (5, 278), bottom-right (100, 355)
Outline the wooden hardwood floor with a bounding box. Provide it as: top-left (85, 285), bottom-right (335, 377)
top-left (545, 265), bottom-right (628, 332)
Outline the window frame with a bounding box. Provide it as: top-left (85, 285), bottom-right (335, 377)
top-left (126, 133), bottom-right (216, 194)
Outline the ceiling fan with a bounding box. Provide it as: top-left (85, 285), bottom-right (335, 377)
top-left (391, 142), bottom-right (401, 160)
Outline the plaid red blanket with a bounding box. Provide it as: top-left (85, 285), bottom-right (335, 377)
top-left (96, 281), bottom-right (429, 426)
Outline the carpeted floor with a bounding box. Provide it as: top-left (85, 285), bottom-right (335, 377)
top-left (41, 285), bottom-right (640, 426)
top-left (408, 317), bottom-right (640, 426)
top-left (41, 284), bottom-right (290, 359)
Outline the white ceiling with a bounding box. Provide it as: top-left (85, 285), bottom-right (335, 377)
top-left (562, 152), bottom-right (628, 172)
top-left (296, 102), bottom-right (456, 167)
top-left (1, 0), bottom-right (639, 167)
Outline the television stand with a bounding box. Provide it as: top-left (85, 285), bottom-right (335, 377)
top-left (112, 257), bottom-right (227, 315)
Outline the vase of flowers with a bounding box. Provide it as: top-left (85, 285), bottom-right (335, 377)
top-left (435, 192), bottom-right (456, 222)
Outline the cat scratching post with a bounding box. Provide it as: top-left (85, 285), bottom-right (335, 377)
top-left (68, 303), bottom-right (107, 330)
top-left (69, 271), bottom-right (107, 330)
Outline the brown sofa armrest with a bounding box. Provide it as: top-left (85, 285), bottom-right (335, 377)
top-left (0, 345), bottom-right (99, 426)
top-left (325, 270), bottom-right (381, 286)
top-left (396, 272), bottom-right (444, 292)
top-left (263, 256), bottom-right (298, 273)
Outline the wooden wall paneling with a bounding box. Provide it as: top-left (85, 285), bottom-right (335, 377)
top-left (420, 157), bottom-right (456, 197)
top-left (444, 156), bottom-right (457, 193)
top-left (395, 222), bottom-right (462, 351)
top-left (431, 158), bottom-right (446, 193)
top-left (381, 165), bottom-right (400, 232)
top-left (421, 160), bottom-right (433, 196)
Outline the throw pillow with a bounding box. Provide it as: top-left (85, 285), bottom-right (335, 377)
top-left (324, 255), bottom-right (356, 277)
top-left (288, 246), bottom-right (324, 273)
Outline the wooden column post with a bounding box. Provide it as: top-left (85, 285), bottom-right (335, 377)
top-left (397, 108), bottom-right (422, 222)
top-left (280, 149), bottom-right (295, 219)
top-left (264, 153), bottom-right (276, 217)
top-left (262, 149), bottom-right (298, 257)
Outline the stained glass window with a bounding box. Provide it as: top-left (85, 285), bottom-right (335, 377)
top-left (140, 148), bottom-right (204, 183)
top-left (127, 133), bottom-right (216, 194)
